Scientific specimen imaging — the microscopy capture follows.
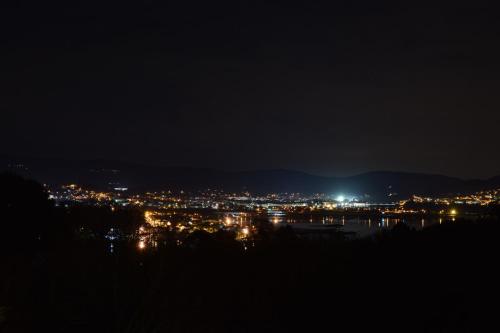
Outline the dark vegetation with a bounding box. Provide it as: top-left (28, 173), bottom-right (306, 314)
top-left (1, 173), bottom-right (499, 332)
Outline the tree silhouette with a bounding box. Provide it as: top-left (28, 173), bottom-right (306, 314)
top-left (0, 172), bottom-right (54, 250)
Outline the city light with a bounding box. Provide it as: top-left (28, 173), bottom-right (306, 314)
top-left (145, 211), bottom-right (166, 227)
top-left (46, 182), bottom-right (500, 249)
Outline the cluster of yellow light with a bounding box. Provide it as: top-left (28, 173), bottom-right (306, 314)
top-left (144, 211), bottom-right (168, 228)
top-left (408, 188), bottom-right (500, 207)
top-left (323, 203), bottom-right (337, 210)
top-left (235, 227), bottom-right (250, 240)
top-left (59, 184), bottom-right (120, 203)
top-left (384, 208), bottom-right (419, 214)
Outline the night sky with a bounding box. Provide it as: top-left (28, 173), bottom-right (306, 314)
top-left (1, 0), bottom-right (499, 178)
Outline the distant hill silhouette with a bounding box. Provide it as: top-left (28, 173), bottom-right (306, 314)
top-left (1, 155), bottom-right (499, 201)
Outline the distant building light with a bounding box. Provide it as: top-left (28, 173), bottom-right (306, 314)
top-left (114, 187), bottom-right (128, 191)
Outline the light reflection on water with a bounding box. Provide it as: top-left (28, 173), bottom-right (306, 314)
top-left (106, 212), bottom-right (455, 254)
top-left (268, 215), bottom-right (450, 238)
top-left (232, 214), bottom-right (439, 237)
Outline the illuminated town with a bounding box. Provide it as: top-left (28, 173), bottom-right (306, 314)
top-left (47, 184), bottom-right (500, 250)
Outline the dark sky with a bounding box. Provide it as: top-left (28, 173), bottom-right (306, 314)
top-left (1, 0), bottom-right (499, 178)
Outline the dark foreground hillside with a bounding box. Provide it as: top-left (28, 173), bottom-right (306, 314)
top-left (1, 219), bottom-right (499, 333)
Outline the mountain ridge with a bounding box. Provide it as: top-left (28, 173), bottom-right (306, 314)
top-left (1, 155), bottom-right (499, 201)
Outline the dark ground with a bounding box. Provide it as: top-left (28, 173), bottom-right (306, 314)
top-left (1, 219), bottom-right (499, 333)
